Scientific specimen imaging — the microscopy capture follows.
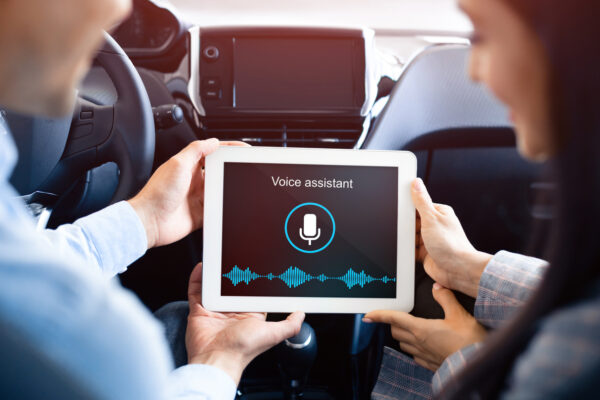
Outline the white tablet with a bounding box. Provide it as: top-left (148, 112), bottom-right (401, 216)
top-left (202, 147), bottom-right (416, 314)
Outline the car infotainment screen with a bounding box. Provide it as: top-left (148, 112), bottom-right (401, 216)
top-left (233, 38), bottom-right (363, 110)
top-left (220, 162), bottom-right (398, 298)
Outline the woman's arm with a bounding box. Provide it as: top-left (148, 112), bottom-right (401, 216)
top-left (412, 179), bottom-right (548, 327)
top-left (365, 285), bottom-right (486, 398)
top-left (365, 284), bottom-right (487, 371)
top-left (434, 287), bottom-right (600, 398)
top-left (498, 292), bottom-right (600, 399)
top-left (412, 178), bottom-right (492, 298)
top-left (475, 251), bottom-right (547, 328)
top-left (367, 180), bottom-right (551, 397)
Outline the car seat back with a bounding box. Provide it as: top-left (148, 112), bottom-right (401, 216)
top-left (363, 45), bottom-right (544, 254)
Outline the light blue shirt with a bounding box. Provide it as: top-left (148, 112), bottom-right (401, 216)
top-left (0, 119), bottom-right (236, 399)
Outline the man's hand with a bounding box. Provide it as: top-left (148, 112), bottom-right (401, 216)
top-left (128, 139), bottom-right (247, 249)
top-left (364, 283), bottom-right (487, 371)
top-left (185, 263), bottom-right (305, 384)
top-left (413, 178), bottom-right (492, 297)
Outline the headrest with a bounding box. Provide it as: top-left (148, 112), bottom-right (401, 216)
top-left (362, 45), bottom-right (511, 150)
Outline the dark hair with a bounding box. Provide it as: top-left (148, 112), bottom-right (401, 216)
top-left (440, 0), bottom-right (600, 398)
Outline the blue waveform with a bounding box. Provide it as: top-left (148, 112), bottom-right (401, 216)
top-left (223, 266), bottom-right (396, 290)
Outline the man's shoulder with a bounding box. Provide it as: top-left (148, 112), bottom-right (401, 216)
top-left (0, 226), bottom-right (173, 400)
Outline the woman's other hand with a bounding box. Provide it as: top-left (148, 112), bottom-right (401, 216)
top-left (414, 178), bottom-right (492, 298)
top-left (364, 283), bottom-right (487, 371)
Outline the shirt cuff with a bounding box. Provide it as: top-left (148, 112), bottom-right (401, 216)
top-left (432, 342), bottom-right (483, 396)
top-left (74, 201), bottom-right (148, 276)
top-left (372, 346), bottom-right (434, 400)
top-left (169, 364), bottom-right (237, 400)
top-left (474, 251), bottom-right (547, 328)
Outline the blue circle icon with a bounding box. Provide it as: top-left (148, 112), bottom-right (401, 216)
top-left (285, 202), bottom-right (335, 254)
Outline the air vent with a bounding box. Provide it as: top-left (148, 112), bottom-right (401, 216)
top-left (199, 118), bottom-right (365, 148)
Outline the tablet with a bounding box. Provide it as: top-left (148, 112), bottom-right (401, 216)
top-left (202, 147), bottom-right (416, 314)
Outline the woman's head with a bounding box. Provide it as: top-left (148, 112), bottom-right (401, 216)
top-left (459, 0), bottom-right (600, 300)
top-left (442, 0), bottom-right (600, 397)
top-left (460, 0), bottom-right (556, 161)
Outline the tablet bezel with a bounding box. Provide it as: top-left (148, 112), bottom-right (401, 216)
top-left (203, 146), bottom-right (416, 314)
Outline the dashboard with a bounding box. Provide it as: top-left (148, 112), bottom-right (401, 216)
top-left (109, 1), bottom-right (400, 148)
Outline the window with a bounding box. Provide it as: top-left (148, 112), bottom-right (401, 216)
top-left (167, 0), bottom-right (471, 34)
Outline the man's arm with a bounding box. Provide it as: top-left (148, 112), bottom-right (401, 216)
top-left (41, 201), bottom-right (147, 277)
top-left (0, 187), bottom-right (169, 399)
top-left (1, 224), bottom-right (239, 400)
top-left (474, 250), bottom-right (548, 328)
top-left (0, 136), bottom-right (267, 400)
top-left (39, 139), bottom-right (234, 279)
top-left (169, 365), bottom-right (237, 399)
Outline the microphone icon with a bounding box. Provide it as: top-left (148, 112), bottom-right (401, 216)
top-left (299, 213), bottom-right (321, 246)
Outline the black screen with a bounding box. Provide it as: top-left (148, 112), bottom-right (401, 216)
top-left (221, 163), bottom-right (398, 298)
top-left (233, 38), bottom-right (360, 110)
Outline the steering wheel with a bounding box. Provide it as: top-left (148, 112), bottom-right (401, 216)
top-left (8, 32), bottom-right (154, 205)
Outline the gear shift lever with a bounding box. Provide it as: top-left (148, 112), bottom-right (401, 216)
top-left (276, 322), bottom-right (317, 399)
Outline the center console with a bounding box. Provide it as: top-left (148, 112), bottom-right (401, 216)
top-left (187, 27), bottom-right (378, 147)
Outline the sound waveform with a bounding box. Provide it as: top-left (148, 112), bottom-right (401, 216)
top-left (223, 266), bottom-right (396, 290)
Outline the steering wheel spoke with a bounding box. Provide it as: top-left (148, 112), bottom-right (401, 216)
top-left (63, 98), bottom-right (115, 158)
top-left (39, 33), bottom-right (155, 204)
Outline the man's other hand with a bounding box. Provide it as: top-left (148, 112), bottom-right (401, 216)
top-left (185, 263), bottom-right (305, 384)
top-left (128, 139), bottom-right (247, 249)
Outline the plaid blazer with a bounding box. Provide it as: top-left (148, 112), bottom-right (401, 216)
top-left (372, 251), bottom-right (600, 399)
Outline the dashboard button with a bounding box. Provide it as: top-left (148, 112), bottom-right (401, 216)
top-left (203, 46), bottom-right (220, 61)
top-left (203, 77), bottom-right (221, 89)
top-left (203, 89), bottom-right (222, 100)
top-left (80, 111), bottom-right (93, 120)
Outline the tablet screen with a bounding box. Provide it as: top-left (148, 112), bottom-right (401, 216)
top-left (221, 162), bottom-right (398, 298)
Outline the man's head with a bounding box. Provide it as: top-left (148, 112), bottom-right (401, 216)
top-left (0, 0), bottom-right (131, 117)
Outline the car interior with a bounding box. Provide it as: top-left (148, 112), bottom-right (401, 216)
top-left (3, 0), bottom-right (551, 399)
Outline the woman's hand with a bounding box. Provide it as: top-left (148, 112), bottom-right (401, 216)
top-left (185, 263), bottom-right (305, 384)
top-left (413, 178), bottom-right (492, 297)
top-left (128, 139), bottom-right (248, 249)
top-left (364, 283), bottom-right (487, 371)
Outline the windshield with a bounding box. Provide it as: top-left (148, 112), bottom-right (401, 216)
top-left (167, 0), bottom-right (471, 35)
